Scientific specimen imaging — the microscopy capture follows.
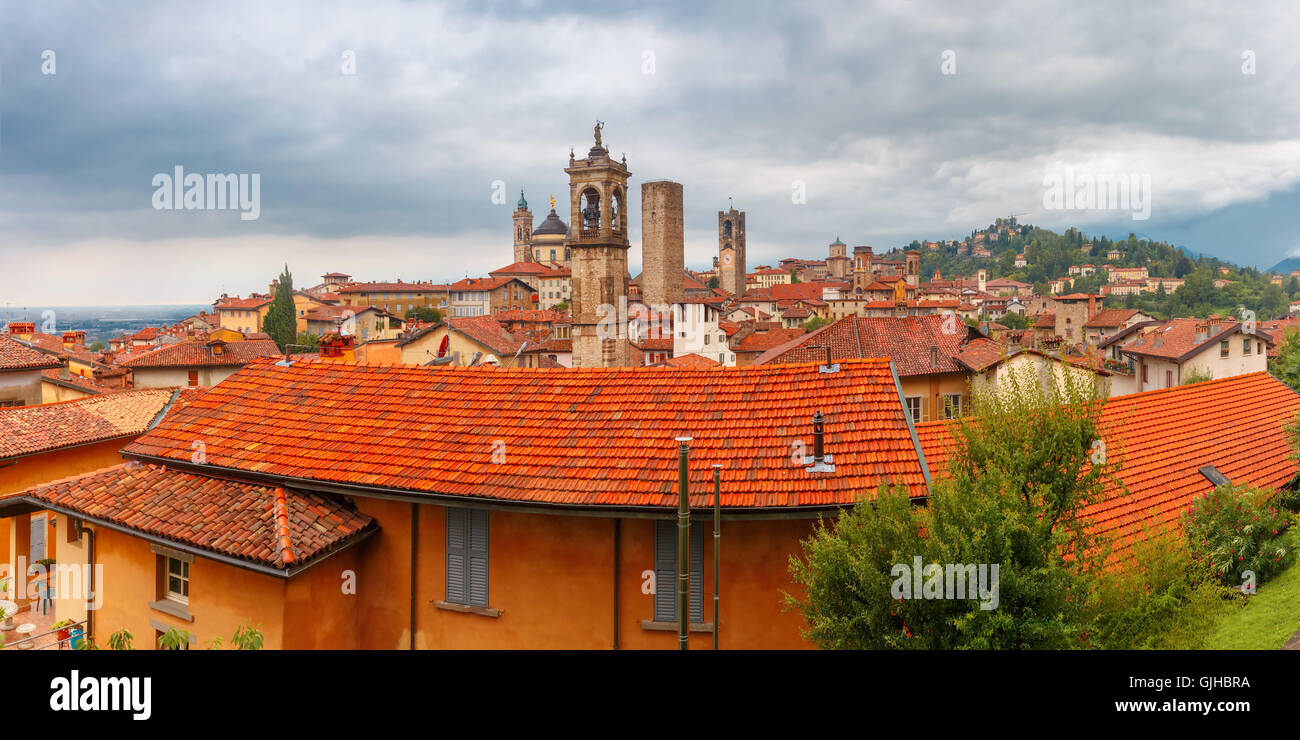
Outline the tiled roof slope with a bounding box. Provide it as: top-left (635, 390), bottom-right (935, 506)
top-left (0, 336), bottom-right (63, 372)
top-left (915, 372), bottom-right (1300, 559)
top-left (15, 463), bottom-right (374, 570)
top-left (756, 315), bottom-right (1000, 376)
top-left (125, 358), bottom-right (929, 509)
top-left (0, 388), bottom-right (181, 461)
top-left (120, 339), bottom-right (282, 368)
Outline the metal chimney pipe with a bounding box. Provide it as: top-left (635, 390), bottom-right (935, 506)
top-left (674, 436), bottom-right (693, 650)
top-left (812, 411), bottom-right (825, 463)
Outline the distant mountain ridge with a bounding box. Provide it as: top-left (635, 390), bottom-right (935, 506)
top-left (1267, 257), bottom-right (1300, 275)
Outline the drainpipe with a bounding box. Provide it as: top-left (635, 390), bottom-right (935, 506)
top-left (409, 503), bottom-right (418, 650)
top-left (674, 436), bottom-right (692, 651)
top-left (712, 464), bottom-right (722, 651)
top-left (76, 523), bottom-right (94, 644)
top-left (612, 518), bottom-right (621, 650)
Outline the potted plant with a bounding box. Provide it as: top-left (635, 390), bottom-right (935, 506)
top-left (0, 577), bottom-right (13, 629)
top-left (52, 618), bottom-right (75, 642)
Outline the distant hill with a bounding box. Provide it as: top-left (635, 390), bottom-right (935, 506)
top-left (1267, 257), bottom-right (1300, 275)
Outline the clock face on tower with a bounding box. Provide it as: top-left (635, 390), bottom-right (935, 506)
top-left (722, 252), bottom-right (733, 266)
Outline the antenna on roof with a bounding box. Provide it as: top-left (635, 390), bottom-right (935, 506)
top-left (808, 344), bottom-right (839, 374)
top-left (505, 341), bottom-right (530, 369)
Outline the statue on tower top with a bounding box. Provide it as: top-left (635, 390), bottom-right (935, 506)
top-left (593, 120), bottom-right (604, 148)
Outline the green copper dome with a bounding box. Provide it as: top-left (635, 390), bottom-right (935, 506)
top-left (831, 235), bottom-right (845, 246)
top-left (517, 190), bottom-right (528, 209)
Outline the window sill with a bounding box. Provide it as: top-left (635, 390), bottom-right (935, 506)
top-left (434, 600), bottom-right (501, 618)
top-left (640, 620), bottom-right (714, 633)
top-left (148, 599), bottom-right (193, 622)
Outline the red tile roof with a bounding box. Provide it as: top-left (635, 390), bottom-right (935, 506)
top-left (755, 315), bottom-right (999, 376)
top-left (490, 262), bottom-right (568, 277)
top-left (445, 277), bottom-right (522, 292)
top-left (12, 463), bottom-right (374, 571)
top-left (1121, 318), bottom-right (1263, 361)
top-left (0, 388), bottom-right (182, 461)
top-left (0, 336), bottom-right (63, 372)
top-left (916, 372), bottom-right (1300, 559)
top-left (40, 368), bottom-right (114, 395)
top-left (124, 358), bottom-right (930, 510)
top-left (1083, 308), bottom-right (1142, 328)
top-left (661, 353), bottom-right (722, 368)
top-left (120, 339), bottom-right (282, 368)
top-left (731, 326), bottom-right (807, 353)
top-left (447, 316), bottom-right (527, 356)
top-left (335, 281), bottom-right (449, 294)
top-left (215, 296), bottom-right (273, 310)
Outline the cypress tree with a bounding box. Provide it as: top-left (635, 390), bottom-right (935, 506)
top-left (265, 265), bottom-right (297, 350)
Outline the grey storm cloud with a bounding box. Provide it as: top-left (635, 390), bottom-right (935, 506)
top-left (0, 0), bottom-right (1297, 303)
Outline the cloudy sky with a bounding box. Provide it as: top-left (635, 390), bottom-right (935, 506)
top-left (1, 0), bottom-right (1297, 305)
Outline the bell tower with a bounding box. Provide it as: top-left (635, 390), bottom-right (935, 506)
top-left (718, 204), bottom-right (746, 296)
top-left (513, 190), bottom-right (533, 263)
top-left (566, 121), bottom-right (632, 368)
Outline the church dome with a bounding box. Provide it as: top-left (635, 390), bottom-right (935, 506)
top-left (534, 209), bottom-right (568, 236)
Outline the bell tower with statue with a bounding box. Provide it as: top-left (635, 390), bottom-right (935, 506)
top-left (566, 121), bottom-right (632, 368)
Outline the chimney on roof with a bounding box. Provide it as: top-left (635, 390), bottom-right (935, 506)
top-left (929, 344), bottom-right (938, 369)
top-left (7, 321), bottom-right (35, 341)
top-left (61, 331), bottom-right (77, 350)
top-left (805, 411), bottom-right (835, 472)
top-left (59, 360), bottom-right (70, 381)
top-left (1087, 294), bottom-right (1097, 320)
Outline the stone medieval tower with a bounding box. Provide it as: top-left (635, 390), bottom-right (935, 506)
top-left (567, 122), bottom-right (631, 368)
top-left (513, 190), bottom-right (533, 264)
top-left (852, 245), bottom-right (874, 294)
top-left (718, 206), bottom-right (746, 296)
top-left (640, 180), bottom-right (685, 307)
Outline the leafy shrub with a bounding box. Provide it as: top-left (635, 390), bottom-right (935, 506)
top-left (1182, 482), bottom-right (1297, 588)
top-left (1086, 529), bottom-right (1233, 649)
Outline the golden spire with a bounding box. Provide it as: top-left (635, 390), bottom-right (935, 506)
top-left (549, 194), bottom-right (556, 211)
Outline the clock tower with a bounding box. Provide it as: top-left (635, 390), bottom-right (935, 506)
top-left (718, 205), bottom-right (746, 296)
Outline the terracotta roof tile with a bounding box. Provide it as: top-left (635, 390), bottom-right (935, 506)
top-left (120, 339), bottom-right (282, 368)
top-left (124, 358), bottom-right (929, 509)
top-left (0, 388), bottom-right (181, 460)
top-left (916, 372), bottom-right (1300, 560)
top-left (755, 315), bottom-right (998, 376)
top-left (0, 336), bottom-right (63, 372)
top-left (16, 463), bottom-right (374, 570)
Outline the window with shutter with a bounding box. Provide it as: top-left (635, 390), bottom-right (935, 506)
top-left (445, 508), bottom-right (490, 607)
top-left (652, 520), bottom-right (704, 622)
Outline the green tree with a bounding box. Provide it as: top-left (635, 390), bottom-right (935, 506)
top-left (1268, 328), bottom-right (1300, 392)
top-left (788, 367), bottom-right (1120, 649)
top-left (802, 316), bottom-right (829, 332)
top-left (263, 265), bottom-right (298, 350)
top-left (707, 276), bottom-right (719, 290)
top-left (294, 332), bottom-right (320, 350)
top-left (789, 269), bottom-right (801, 284)
top-left (406, 306), bottom-right (442, 323)
top-left (1180, 366), bottom-right (1213, 385)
